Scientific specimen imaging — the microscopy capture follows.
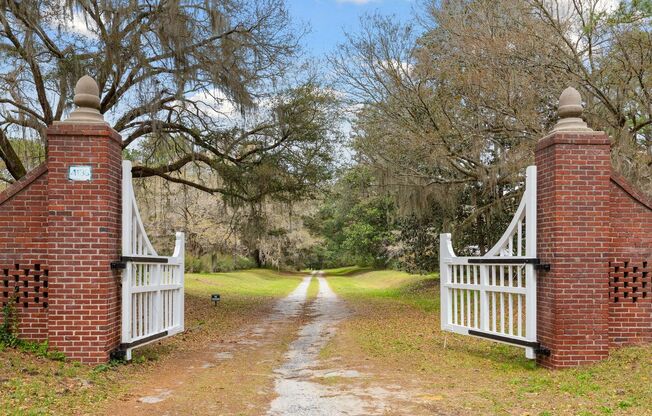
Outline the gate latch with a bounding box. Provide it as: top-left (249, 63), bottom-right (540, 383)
top-left (111, 261), bottom-right (126, 270)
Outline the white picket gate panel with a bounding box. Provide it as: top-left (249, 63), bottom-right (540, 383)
top-left (121, 160), bottom-right (185, 360)
top-left (440, 166), bottom-right (539, 358)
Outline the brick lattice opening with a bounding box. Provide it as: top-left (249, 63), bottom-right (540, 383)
top-left (609, 260), bottom-right (650, 304)
top-left (1, 263), bottom-right (49, 309)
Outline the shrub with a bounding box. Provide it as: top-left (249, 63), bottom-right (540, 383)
top-left (1, 304), bottom-right (19, 347)
top-left (1, 304), bottom-right (66, 361)
top-left (185, 253), bottom-right (257, 273)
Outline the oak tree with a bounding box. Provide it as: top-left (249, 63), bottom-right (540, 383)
top-left (0, 0), bottom-right (335, 204)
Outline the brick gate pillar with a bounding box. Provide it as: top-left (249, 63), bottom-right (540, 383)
top-left (46, 76), bottom-right (122, 363)
top-left (535, 87), bottom-right (612, 368)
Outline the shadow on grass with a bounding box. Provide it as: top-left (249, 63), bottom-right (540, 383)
top-left (322, 266), bottom-right (375, 277)
top-left (398, 276), bottom-right (439, 293)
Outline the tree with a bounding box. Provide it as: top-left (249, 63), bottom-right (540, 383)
top-left (526, 0), bottom-right (652, 188)
top-left (0, 0), bottom-right (334, 204)
top-left (129, 82), bottom-right (341, 203)
top-left (331, 5), bottom-right (545, 255)
top-left (331, 0), bottom-right (652, 265)
top-left (305, 166), bottom-right (394, 269)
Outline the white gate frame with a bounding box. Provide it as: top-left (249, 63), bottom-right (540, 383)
top-left (440, 166), bottom-right (544, 358)
top-left (120, 160), bottom-right (185, 360)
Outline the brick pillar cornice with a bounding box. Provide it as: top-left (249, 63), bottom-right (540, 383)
top-left (47, 123), bottom-right (122, 144)
top-left (535, 131), bottom-right (611, 152)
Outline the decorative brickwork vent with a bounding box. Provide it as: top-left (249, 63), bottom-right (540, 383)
top-left (1, 264), bottom-right (49, 309)
top-left (609, 260), bottom-right (650, 304)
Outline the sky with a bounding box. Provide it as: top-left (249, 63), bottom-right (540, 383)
top-left (286, 0), bottom-right (415, 58)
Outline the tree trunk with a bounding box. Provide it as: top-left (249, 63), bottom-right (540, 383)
top-left (0, 131), bottom-right (27, 180)
top-left (253, 249), bottom-right (263, 268)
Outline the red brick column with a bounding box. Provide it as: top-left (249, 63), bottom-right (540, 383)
top-left (535, 88), bottom-right (612, 368)
top-left (45, 121), bottom-right (122, 364)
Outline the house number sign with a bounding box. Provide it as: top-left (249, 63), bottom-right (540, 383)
top-left (68, 165), bottom-right (93, 182)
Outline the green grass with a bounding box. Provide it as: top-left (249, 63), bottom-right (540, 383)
top-left (143, 268), bottom-right (305, 353)
top-left (322, 265), bottom-right (373, 276)
top-left (5, 267), bottom-right (652, 415)
top-left (0, 350), bottom-right (131, 416)
top-left (327, 269), bottom-right (439, 312)
top-left (0, 268), bottom-right (304, 416)
top-left (186, 268), bottom-right (304, 298)
top-left (307, 275), bottom-right (320, 299)
top-left (325, 269), bottom-right (652, 416)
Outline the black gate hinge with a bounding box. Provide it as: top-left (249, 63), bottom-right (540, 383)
top-left (535, 345), bottom-right (551, 356)
top-left (110, 348), bottom-right (127, 361)
top-left (535, 263), bottom-right (551, 272)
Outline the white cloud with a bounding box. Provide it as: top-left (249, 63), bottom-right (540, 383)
top-left (547, 0), bottom-right (620, 46)
top-left (47, 0), bottom-right (97, 38)
top-left (188, 89), bottom-right (240, 121)
top-left (552, 0), bottom-right (619, 18)
top-left (379, 59), bottom-right (414, 76)
top-left (65, 12), bottom-right (97, 38)
top-left (186, 88), bottom-right (279, 128)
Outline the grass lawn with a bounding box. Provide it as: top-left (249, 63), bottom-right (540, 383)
top-left (0, 269), bottom-right (304, 416)
top-left (324, 268), bottom-right (652, 416)
top-left (321, 265), bottom-right (373, 276)
top-left (3, 267), bottom-right (651, 415)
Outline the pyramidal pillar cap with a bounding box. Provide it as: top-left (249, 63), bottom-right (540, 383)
top-left (551, 87), bottom-right (592, 133)
top-left (60, 75), bottom-right (107, 125)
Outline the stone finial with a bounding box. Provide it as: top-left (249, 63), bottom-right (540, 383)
top-left (551, 87), bottom-right (592, 132)
top-left (62, 75), bottom-right (106, 124)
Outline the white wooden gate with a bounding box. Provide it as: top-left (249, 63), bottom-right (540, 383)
top-left (440, 166), bottom-right (546, 358)
top-left (119, 160), bottom-right (185, 360)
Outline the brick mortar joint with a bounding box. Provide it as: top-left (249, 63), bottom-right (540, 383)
top-left (0, 163), bottom-right (48, 206)
top-left (46, 125), bottom-right (122, 145)
top-left (610, 171), bottom-right (652, 212)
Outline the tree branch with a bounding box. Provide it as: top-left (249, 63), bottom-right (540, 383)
top-left (130, 152), bottom-right (215, 176)
top-left (0, 129), bottom-right (27, 180)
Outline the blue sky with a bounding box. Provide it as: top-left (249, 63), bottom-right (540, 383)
top-left (286, 0), bottom-right (415, 58)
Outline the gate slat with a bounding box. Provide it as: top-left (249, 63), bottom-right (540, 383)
top-left (440, 165), bottom-right (538, 358)
top-left (120, 161), bottom-right (185, 360)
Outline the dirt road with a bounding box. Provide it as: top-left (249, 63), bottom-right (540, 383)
top-left (100, 276), bottom-right (312, 415)
top-left (270, 275), bottom-right (379, 415)
top-left (99, 273), bottom-right (416, 415)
